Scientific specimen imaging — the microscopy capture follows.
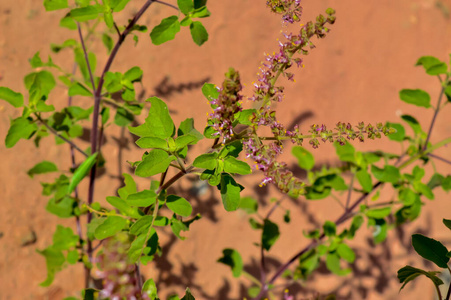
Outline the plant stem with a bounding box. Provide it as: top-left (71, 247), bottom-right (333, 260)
top-left (445, 274), bottom-right (451, 300)
top-left (35, 114), bottom-right (88, 158)
top-left (84, 0), bottom-right (157, 287)
top-left (422, 76), bottom-right (448, 151)
top-left (77, 23), bottom-right (96, 93)
top-left (428, 153), bottom-right (451, 166)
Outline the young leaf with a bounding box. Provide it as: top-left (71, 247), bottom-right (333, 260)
top-left (181, 288), bottom-right (196, 300)
top-left (135, 149), bottom-right (176, 177)
top-left (106, 196), bottom-right (141, 218)
top-left (416, 56), bottom-right (448, 75)
top-left (366, 207), bottom-right (391, 219)
top-left (46, 196), bottom-right (75, 218)
top-left (190, 21), bottom-right (208, 46)
top-left (150, 16), bottom-right (180, 45)
top-left (124, 66), bottom-right (143, 83)
top-left (262, 219), bottom-right (280, 251)
top-left (166, 195), bottom-right (192, 217)
top-left (399, 89), bottom-right (431, 108)
top-left (175, 135), bottom-right (197, 149)
top-left (178, 118), bottom-right (203, 140)
top-left (412, 234), bottom-right (450, 268)
top-left (37, 246), bottom-right (65, 286)
top-left (220, 174), bottom-right (242, 211)
top-left (223, 157), bottom-right (251, 175)
top-left (52, 225), bottom-right (79, 250)
top-left (401, 114), bottom-right (423, 136)
top-left (27, 161), bottom-right (58, 178)
top-left (217, 248), bottom-right (243, 277)
top-left (398, 265), bottom-right (443, 291)
top-left (67, 153), bottom-right (98, 194)
top-left (68, 82), bottom-right (92, 96)
top-left (44, 0), bottom-right (69, 11)
top-left (142, 279), bottom-right (158, 299)
top-left (323, 221), bottom-right (336, 237)
top-left (94, 216), bottom-right (127, 240)
top-left (114, 107), bottom-right (134, 127)
top-left (292, 146), bottom-right (315, 170)
top-left (202, 83), bottom-right (219, 101)
top-left (337, 243), bottom-right (356, 263)
top-left (129, 97), bottom-right (175, 138)
top-left (102, 33), bottom-right (114, 53)
top-left (0, 87), bottom-right (24, 107)
top-left (117, 173), bottom-right (137, 199)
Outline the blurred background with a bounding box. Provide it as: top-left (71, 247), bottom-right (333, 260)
top-left (0, 0), bottom-right (451, 299)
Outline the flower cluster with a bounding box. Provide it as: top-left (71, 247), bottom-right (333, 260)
top-left (208, 68), bottom-right (243, 142)
top-left (266, 0), bottom-right (303, 24)
top-left (95, 233), bottom-right (149, 300)
top-left (243, 138), bottom-right (305, 196)
top-left (249, 9), bottom-right (335, 106)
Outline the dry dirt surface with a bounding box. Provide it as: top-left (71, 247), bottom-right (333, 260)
top-left (1, 0), bottom-right (451, 299)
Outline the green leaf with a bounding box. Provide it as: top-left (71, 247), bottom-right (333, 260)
top-left (223, 157), bottom-right (251, 175)
top-left (262, 219), bottom-right (280, 251)
top-left (443, 219), bottom-right (451, 231)
top-left (69, 5), bottom-right (103, 22)
top-left (399, 89), bottom-right (431, 108)
top-left (236, 109), bottom-right (256, 126)
top-left (66, 250), bottom-right (79, 264)
top-left (337, 243), bottom-right (356, 263)
top-left (348, 215), bottom-right (364, 239)
top-left (412, 234), bottom-right (449, 268)
top-left (401, 114), bottom-right (423, 136)
top-left (127, 190), bottom-right (157, 207)
top-left (238, 196), bottom-right (258, 214)
top-left (217, 248), bottom-right (243, 277)
top-left (129, 97), bottom-right (175, 138)
top-left (27, 161), bottom-right (58, 178)
top-left (150, 16), bottom-right (180, 45)
top-left (37, 246), bottom-right (65, 286)
top-left (178, 0), bottom-right (194, 14)
top-left (323, 221), bottom-right (336, 237)
top-left (443, 176), bottom-right (451, 191)
top-left (398, 265), bottom-right (443, 291)
top-left (94, 216), bottom-right (127, 240)
top-left (130, 216), bottom-right (167, 235)
top-left (142, 279), bottom-right (158, 299)
top-left (111, 0), bottom-right (131, 12)
top-left (128, 228), bottom-right (158, 263)
top-left (413, 182), bottom-right (434, 200)
top-left (220, 174), bottom-right (242, 211)
top-left (366, 207), bottom-right (391, 219)
top-left (334, 141), bottom-right (355, 163)
top-left (166, 195), bottom-right (192, 217)
top-left (52, 225), bottom-right (78, 250)
top-left (68, 153), bottom-right (98, 194)
top-left (46, 196), bottom-right (75, 218)
top-left (416, 56), bottom-right (448, 75)
top-left (24, 70), bottom-right (56, 104)
top-left (0, 87), bottom-right (24, 107)
top-left (68, 82), bottom-right (92, 97)
top-left (178, 118), bottom-right (203, 141)
top-left (194, 0), bottom-right (207, 9)
top-left (114, 107), bottom-right (134, 127)
top-left (190, 21), bottom-right (208, 46)
top-left (102, 33), bottom-right (114, 53)
top-left (43, 0), bottom-right (68, 11)
top-left (292, 146), bottom-right (315, 170)
top-left (136, 137), bottom-right (168, 150)
top-left (193, 153), bottom-right (217, 170)
top-left (5, 117), bottom-right (38, 148)
top-left (175, 135), bottom-right (197, 149)
top-left (181, 288), bottom-right (196, 300)
top-left (386, 122), bottom-right (405, 142)
top-left (59, 17), bottom-right (77, 30)
top-left (135, 149), bottom-right (176, 177)
top-left (117, 173), bottom-right (137, 199)
top-left (202, 83), bottom-right (219, 101)
top-left (356, 169), bottom-right (372, 192)
top-left (369, 218), bottom-right (387, 244)
top-left (371, 165), bottom-right (400, 184)
top-left (124, 66), bottom-right (143, 83)
top-left (106, 196), bottom-right (141, 218)
top-left (191, 6), bottom-right (210, 18)
top-left (326, 252), bottom-right (351, 276)
top-left (428, 173), bottom-right (444, 190)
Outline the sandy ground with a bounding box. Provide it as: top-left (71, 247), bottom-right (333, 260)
top-left (0, 0), bottom-right (451, 299)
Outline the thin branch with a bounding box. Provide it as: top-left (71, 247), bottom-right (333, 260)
top-left (76, 23), bottom-right (96, 93)
top-left (428, 153), bottom-right (451, 166)
top-left (446, 272), bottom-right (451, 300)
top-left (423, 76), bottom-right (448, 151)
top-left (113, 22), bottom-right (121, 38)
top-left (35, 114), bottom-right (88, 158)
top-left (345, 174), bottom-right (354, 210)
top-left (154, 0), bottom-right (179, 11)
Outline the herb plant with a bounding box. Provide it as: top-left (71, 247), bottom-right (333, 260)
top-left (1, 0), bottom-right (451, 299)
